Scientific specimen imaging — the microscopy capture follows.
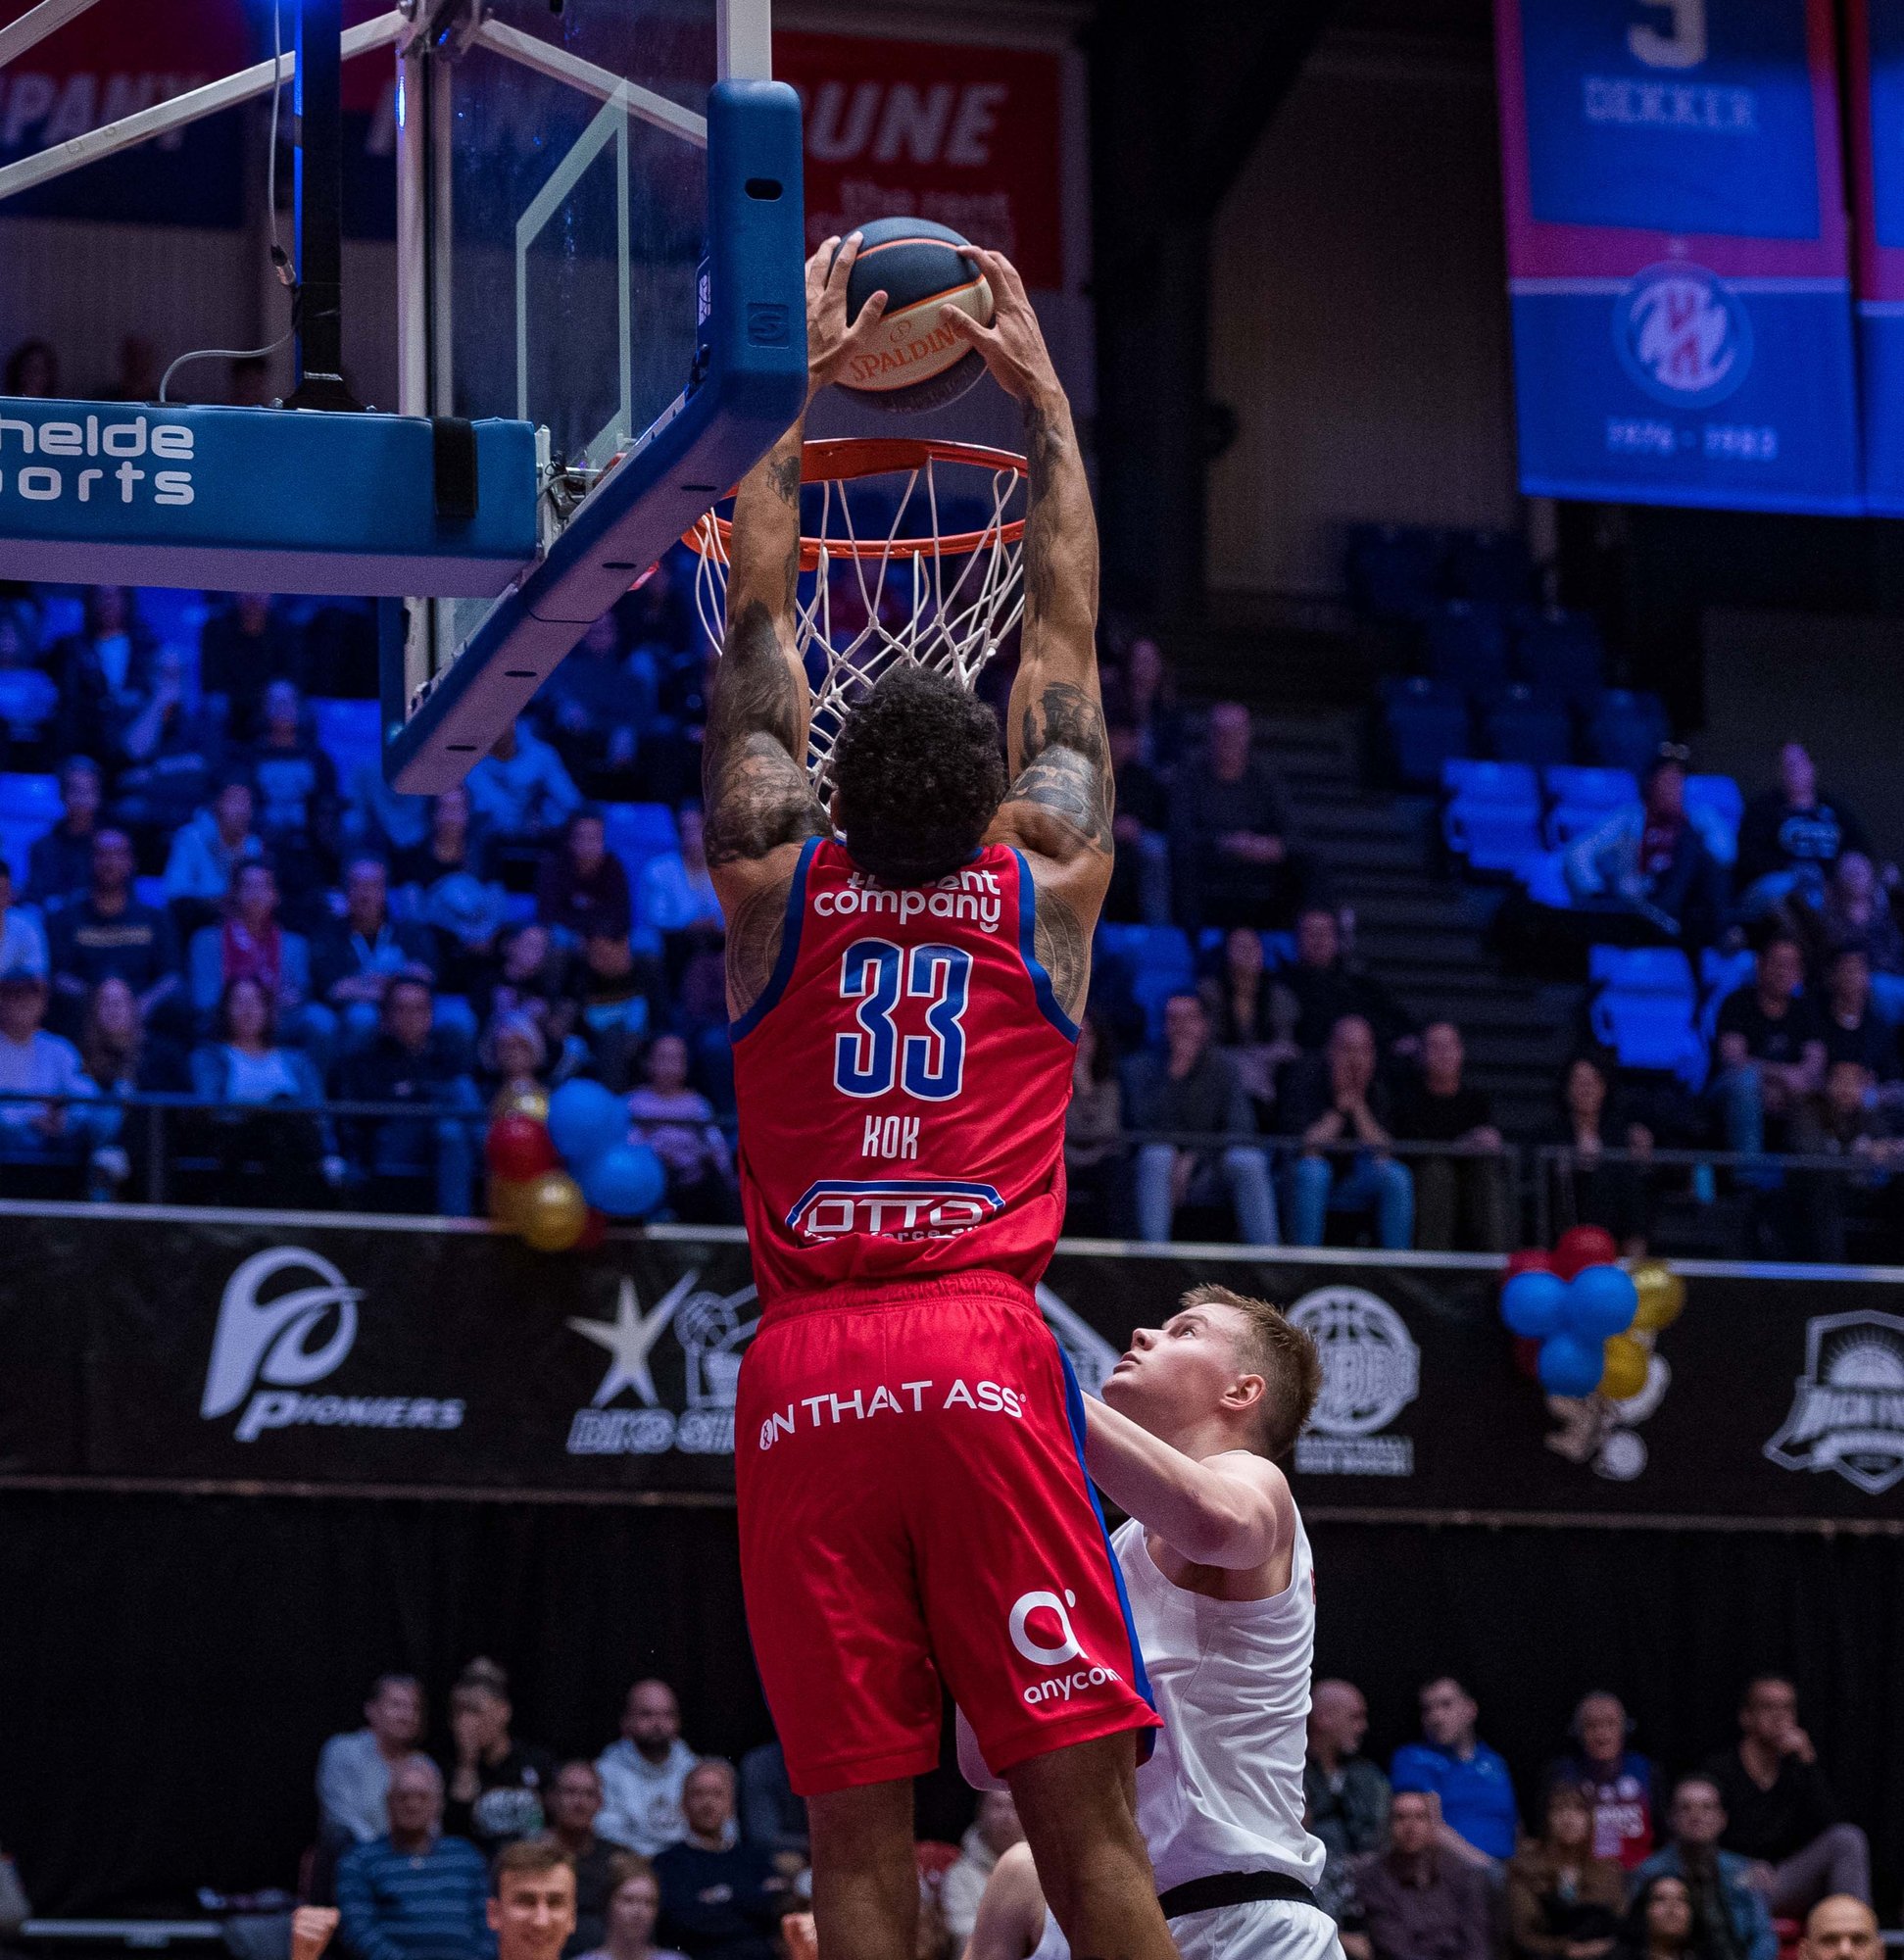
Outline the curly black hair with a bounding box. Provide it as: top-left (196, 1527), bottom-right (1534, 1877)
top-left (830, 662), bottom-right (1007, 887)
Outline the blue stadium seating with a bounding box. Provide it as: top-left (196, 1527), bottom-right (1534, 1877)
top-left (0, 773), bottom-right (61, 825)
top-left (1543, 765), bottom-right (1636, 848)
top-left (1588, 945), bottom-right (1705, 1084)
top-left (1441, 760), bottom-right (1543, 873)
top-left (1698, 945), bottom-right (1757, 1042)
top-left (1423, 602), bottom-right (1511, 698)
top-left (1098, 923), bottom-right (1196, 1044)
top-left (311, 697), bottom-right (382, 794)
top-left (1345, 523), bottom-right (1442, 620)
top-left (602, 802), bottom-right (679, 890)
top-left (1483, 684), bottom-right (1572, 767)
top-left (1587, 689), bottom-right (1670, 773)
top-left (1515, 610), bottom-right (1605, 707)
top-left (1382, 677), bottom-right (1470, 789)
top-left (1684, 773), bottom-right (1744, 865)
top-left (1445, 529), bottom-right (1535, 609)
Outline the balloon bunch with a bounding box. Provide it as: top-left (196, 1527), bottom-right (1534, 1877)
top-left (484, 1080), bottom-right (665, 1253)
top-left (1498, 1225), bottom-right (1685, 1400)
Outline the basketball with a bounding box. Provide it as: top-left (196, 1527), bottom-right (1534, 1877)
top-left (834, 217), bottom-right (995, 414)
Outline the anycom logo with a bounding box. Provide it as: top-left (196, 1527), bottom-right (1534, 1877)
top-left (1614, 262), bottom-right (1752, 409)
top-left (1007, 1587), bottom-right (1124, 1708)
top-left (1764, 1310), bottom-right (1904, 1495)
top-left (1288, 1285), bottom-right (1420, 1477)
top-left (201, 1246), bottom-right (463, 1443)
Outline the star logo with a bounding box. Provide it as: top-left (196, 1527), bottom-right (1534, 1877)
top-left (567, 1274), bottom-right (697, 1408)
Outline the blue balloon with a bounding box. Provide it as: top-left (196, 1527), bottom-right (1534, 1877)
top-left (1563, 1263), bottom-right (1639, 1340)
top-left (579, 1144), bottom-right (667, 1219)
top-left (547, 1078), bottom-right (627, 1170)
top-left (1500, 1269), bottom-right (1567, 1339)
top-left (1538, 1332), bottom-right (1605, 1397)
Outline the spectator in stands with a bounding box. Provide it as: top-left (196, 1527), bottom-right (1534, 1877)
top-left (1202, 925), bottom-right (1299, 1127)
top-left (1630, 1778), bottom-right (1777, 1960)
top-left (1505, 1782), bottom-right (1623, 1960)
top-left (487, 1838), bottom-right (579, 1960)
top-left (1612, 1875), bottom-right (1722, 1960)
top-left (540, 808), bottom-right (633, 946)
top-left (200, 593), bottom-right (305, 741)
top-left (1565, 752), bottom-right (1728, 949)
top-left (54, 585), bottom-right (153, 760)
top-left (113, 643), bottom-right (220, 838)
top-left (26, 756), bottom-right (101, 904)
top-left (567, 932), bottom-right (658, 1090)
top-left (336, 1755), bottom-right (489, 1960)
top-left (547, 1761), bottom-right (618, 1957)
top-left (1701, 1677), bottom-right (1869, 1913)
top-left (1285, 1015), bottom-right (1414, 1250)
top-left (1817, 951), bottom-right (1900, 1088)
top-left (598, 1681), bottom-right (698, 1858)
top-left (636, 808), bottom-right (721, 945)
top-left (0, 861), bottom-right (47, 981)
top-left (1817, 854), bottom-right (1904, 977)
top-left (1797, 1899), bottom-right (1880, 1960)
top-left (1286, 907), bottom-right (1416, 1057)
top-left (0, 966), bottom-right (101, 1172)
top-left (1396, 1021), bottom-right (1506, 1252)
top-left (163, 774), bottom-right (266, 931)
top-left (1170, 702), bottom-right (1302, 930)
top-left (4, 337), bottom-right (58, 397)
top-left (441, 1656), bottom-right (558, 1858)
top-left (538, 611), bottom-right (654, 797)
top-left (47, 827), bottom-right (180, 1034)
top-left (1392, 1677), bottom-right (1520, 1868)
top-left (1548, 1052), bottom-right (1655, 1252)
top-left (335, 974), bottom-right (480, 1215)
top-left (1355, 1788), bottom-right (1493, 1960)
top-left (1104, 635), bottom-right (1184, 772)
top-left (1791, 1059), bottom-right (1901, 1259)
top-left (312, 857), bottom-right (441, 1055)
top-left (187, 860), bottom-right (313, 1033)
top-left (318, 1675), bottom-right (428, 1849)
top-left (1105, 719), bottom-right (1172, 926)
top-left (654, 1762), bottom-right (789, 1960)
top-left (474, 925), bottom-right (569, 1053)
top-left (1737, 744), bottom-right (1869, 920)
top-left (943, 1791), bottom-right (1025, 1948)
top-left (1064, 1011), bottom-right (1126, 1235)
top-left (248, 678), bottom-right (340, 898)
top-left (99, 333), bottom-right (159, 404)
top-left (1307, 1680), bottom-right (1391, 1915)
top-left (1710, 936), bottom-right (1827, 1158)
top-left (628, 1034), bottom-right (733, 1223)
top-left (575, 1857), bottom-right (685, 1960)
top-left (736, 1741), bottom-right (805, 1864)
top-left (190, 975), bottom-right (338, 1194)
top-left (0, 598), bottom-right (57, 763)
top-left (1125, 989), bottom-right (1279, 1245)
top-left (1543, 1692), bottom-right (1656, 1870)
top-left (478, 1011), bottom-right (554, 1111)
top-left (466, 717), bottom-right (582, 845)
top-left (81, 975), bottom-right (188, 1098)
top-left (393, 789), bottom-right (491, 898)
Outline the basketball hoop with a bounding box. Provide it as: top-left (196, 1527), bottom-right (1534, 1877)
top-left (684, 436), bottom-right (1029, 787)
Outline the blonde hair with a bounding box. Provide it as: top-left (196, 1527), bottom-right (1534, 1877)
top-left (1179, 1283), bottom-right (1322, 1457)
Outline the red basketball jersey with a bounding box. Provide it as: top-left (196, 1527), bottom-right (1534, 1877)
top-left (730, 838), bottom-right (1078, 1303)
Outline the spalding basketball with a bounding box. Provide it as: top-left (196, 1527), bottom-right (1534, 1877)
top-left (835, 217), bottom-right (994, 415)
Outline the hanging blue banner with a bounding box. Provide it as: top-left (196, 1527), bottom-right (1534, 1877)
top-left (1495, 0), bottom-right (1862, 514)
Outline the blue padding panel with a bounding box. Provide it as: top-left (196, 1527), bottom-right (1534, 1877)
top-left (0, 400), bottom-right (538, 596)
top-left (386, 78), bottom-right (809, 794)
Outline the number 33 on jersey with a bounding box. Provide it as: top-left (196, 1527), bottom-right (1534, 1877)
top-left (730, 838), bottom-right (1079, 1303)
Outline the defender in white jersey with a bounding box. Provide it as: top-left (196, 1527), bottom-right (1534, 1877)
top-left (965, 1283), bottom-right (1343, 1960)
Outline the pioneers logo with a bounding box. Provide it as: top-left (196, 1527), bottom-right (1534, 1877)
top-left (201, 1247), bottom-right (463, 1444)
top-left (1288, 1286), bottom-right (1420, 1477)
top-left (1764, 1310), bottom-right (1904, 1495)
top-left (1007, 1586), bottom-right (1123, 1707)
top-left (1614, 263), bottom-right (1752, 409)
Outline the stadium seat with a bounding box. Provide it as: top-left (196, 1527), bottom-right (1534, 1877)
top-left (1544, 765), bottom-right (1637, 848)
top-left (1444, 529), bottom-right (1535, 608)
top-left (1441, 760), bottom-right (1543, 873)
top-left (1684, 774), bottom-right (1744, 866)
top-left (0, 773), bottom-right (62, 825)
top-left (1588, 945), bottom-right (1705, 1082)
top-left (1698, 945), bottom-right (1758, 1041)
top-left (1515, 609), bottom-right (1605, 707)
top-left (1382, 677), bottom-right (1470, 790)
top-left (310, 698), bottom-right (382, 794)
top-left (1345, 523), bottom-right (1442, 620)
top-left (1483, 684), bottom-right (1572, 767)
top-left (1423, 601), bottom-right (1510, 698)
top-left (0, 819), bottom-right (39, 887)
top-left (602, 802), bottom-right (680, 891)
top-left (1587, 689), bottom-right (1670, 773)
top-left (1097, 923), bottom-right (1195, 1044)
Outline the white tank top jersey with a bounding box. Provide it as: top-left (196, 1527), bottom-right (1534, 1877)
top-left (1111, 1504), bottom-right (1329, 1894)
top-left (1028, 1910), bottom-right (1069, 1960)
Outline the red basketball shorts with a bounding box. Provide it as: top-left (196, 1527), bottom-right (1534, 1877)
top-left (735, 1271), bottom-right (1157, 1797)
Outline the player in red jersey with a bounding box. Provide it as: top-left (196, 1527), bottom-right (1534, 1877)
top-left (703, 236), bottom-right (1174, 1960)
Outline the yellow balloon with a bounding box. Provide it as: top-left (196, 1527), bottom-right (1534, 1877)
top-left (492, 1084), bottom-right (551, 1126)
top-left (1631, 1261), bottom-right (1685, 1331)
top-left (1599, 1334), bottom-right (1651, 1401)
top-left (520, 1169), bottom-right (589, 1252)
top-left (488, 1175), bottom-right (533, 1230)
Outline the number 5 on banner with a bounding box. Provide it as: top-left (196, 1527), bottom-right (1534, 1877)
top-left (1629, 0), bottom-right (1707, 70)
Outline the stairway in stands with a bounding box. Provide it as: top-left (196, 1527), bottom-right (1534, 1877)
top-left (1257, 708), bottom-right (1586, 1145)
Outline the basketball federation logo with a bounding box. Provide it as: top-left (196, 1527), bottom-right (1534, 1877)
top-left (1615, 263), bottom-right (1752, 409)
top-left (1764, 1311), bottom-right (1904, 1495)
top-left (1288, 1286), bottom-right (1420, 1477)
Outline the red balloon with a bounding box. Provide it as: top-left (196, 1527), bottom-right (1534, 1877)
top-left (1503, 1248), bottom-right (1557, 1282)
top-left (486, 1112), bottom-right (560, 1182)
top-left (1554, 1224), bottom-right (1619, 1280)
top-left (577, 1207), bottom-right (609, 1251)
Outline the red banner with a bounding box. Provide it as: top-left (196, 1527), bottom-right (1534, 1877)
top-left (775, 31), bottom-right (1065, 289)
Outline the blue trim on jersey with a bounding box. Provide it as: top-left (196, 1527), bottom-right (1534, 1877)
top-left (1057, 1346), bottom-right (1157, 1755)
top-left (1011, 848), bottom-right (1081, 1043)
top-left (729, 835), bottom-right (821, 1042)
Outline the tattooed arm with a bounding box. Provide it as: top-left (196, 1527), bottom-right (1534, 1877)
top-left (705, 236), bottom-right (892, 1016)
top-left (944, 250), bottom-right (1112, 1022)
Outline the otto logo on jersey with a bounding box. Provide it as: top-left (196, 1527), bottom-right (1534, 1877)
top-left (1008, 1587), bottom-right (1125, 1706)
top-left (813, 864), bottom-right (1007, 935)
top-left (786, 1177), bottom-right (1003, 1241)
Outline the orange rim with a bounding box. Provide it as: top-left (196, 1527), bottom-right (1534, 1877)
top-left (682, 435), bottom-right (1028, 569)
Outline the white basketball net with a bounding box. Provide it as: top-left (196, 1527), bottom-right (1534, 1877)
top-left (687, 439), bottom-right (1028, 789)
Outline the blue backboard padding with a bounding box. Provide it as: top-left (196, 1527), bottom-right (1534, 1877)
top-left (385, 78), bottom-right (808, 794)
top-left (0, 401), bottom-right (538, 596)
